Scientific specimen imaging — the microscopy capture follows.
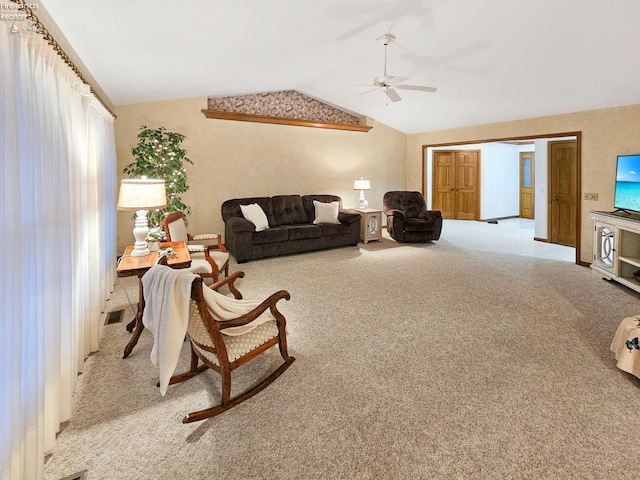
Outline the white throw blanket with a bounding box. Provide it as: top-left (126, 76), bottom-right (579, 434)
top-left (142, 265), bottom-right (198, 395)
top-left (200, 285), bottom-right (275, 336)
top-left (141, 265), bottom-right (276, 395)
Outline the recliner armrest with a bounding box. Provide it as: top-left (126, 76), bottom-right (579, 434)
top-left (385, 208), bottom-right (406, 220)
top-left (418, 210), bottom-right (442, 221)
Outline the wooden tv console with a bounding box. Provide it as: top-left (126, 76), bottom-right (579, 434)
top-left (591, 210), bottom-right (640, 294)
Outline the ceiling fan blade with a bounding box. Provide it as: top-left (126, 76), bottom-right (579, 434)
top-left (385, 88), bottom-right (402, 102)
top-left (348, 88), bottom-right (378, 100)
top-left (388, 76), bottom-right (409, 85)
top-left (396, 84), bottom-right (438, 93)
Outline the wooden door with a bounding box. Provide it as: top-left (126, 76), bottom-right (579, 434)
top-left (433, 151), bottom-right (455, 218)
top-left (433, 150), bottom-right (479, 220)
top-left (519, 152), bottom-right (535, 219)
top-left (549, 140), bottom-right (577, 247)
top-left (455, 151), bottom-right (479, 220)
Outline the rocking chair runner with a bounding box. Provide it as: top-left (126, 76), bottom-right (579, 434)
top-left (165, 271), bottom-right (296, 423)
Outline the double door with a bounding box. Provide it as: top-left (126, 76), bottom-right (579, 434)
top-left (433, 150), bottom-right (479, 220)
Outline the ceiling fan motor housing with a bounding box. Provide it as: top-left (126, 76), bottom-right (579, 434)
top-left (374, 75), bottom-right (394, 87)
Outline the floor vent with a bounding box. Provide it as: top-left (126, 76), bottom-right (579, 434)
top-left (59, 471), bottom-right (87, 480)
top-left (105, 309), bottom-right (124, 325)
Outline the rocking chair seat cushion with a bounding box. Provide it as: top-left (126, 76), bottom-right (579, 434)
top-left (188, 305), bottom-right (279, 365)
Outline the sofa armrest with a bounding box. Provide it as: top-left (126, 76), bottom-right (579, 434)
top-left (226, 216), bottom-right (256, 232)
top-left (338, 209), bottom-right (361, 225)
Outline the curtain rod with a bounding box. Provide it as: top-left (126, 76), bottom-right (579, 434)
top-left (8, 0), bottom-right (117, 119)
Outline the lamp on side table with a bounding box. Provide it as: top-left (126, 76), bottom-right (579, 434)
top-left (353, 177), bottom-right (371, 209)
top-left (117, 178), bottom-right (167, 257)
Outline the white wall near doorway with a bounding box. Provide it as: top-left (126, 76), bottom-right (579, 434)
top-left (426, 143), bottom-right (527, 219)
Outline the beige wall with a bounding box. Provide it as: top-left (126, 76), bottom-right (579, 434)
top-left (115, 96), bottom-right (640, 264)
top-left (114, 96), bottom-right (407, 253)
top-left (407, 104), bottom-right (640, 264)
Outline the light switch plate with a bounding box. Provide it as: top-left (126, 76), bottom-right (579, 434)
top-left (584, 193), bottom-right (598, 201)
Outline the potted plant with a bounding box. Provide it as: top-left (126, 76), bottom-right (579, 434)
top-left (146, 226), bottom-right (165, 252)
top-left (123, 126), bottom-right (193, 228)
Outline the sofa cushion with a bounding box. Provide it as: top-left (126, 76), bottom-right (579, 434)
top-left (282, 224), bottom-right (322, 240)
top-left (317, 223), bottom-right (351, 236)
top-left (251, 227), bottom-right (289, 245)
top-left (302, 194), bottom-right (342, 223)
top-left (272, 195), bottom-right (308, 226)
top-left (313, 200), bottom-right (340, 224)
top-left (240, 203), bottom-right (269, 232)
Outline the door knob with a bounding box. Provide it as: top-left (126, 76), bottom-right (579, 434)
top-left (552, 196), bottom-right (558, 201)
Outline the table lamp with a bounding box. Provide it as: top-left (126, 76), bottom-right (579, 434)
top-left (353, 177), bottom-right (371, 209)
top-left (117, 178), bottom-right (167, 257)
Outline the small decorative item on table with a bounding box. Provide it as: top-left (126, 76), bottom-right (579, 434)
top-left (146, 226), bottom-right (165, 252)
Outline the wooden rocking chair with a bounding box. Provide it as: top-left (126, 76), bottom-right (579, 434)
top-left (168, 272), bottom-right (295, 423)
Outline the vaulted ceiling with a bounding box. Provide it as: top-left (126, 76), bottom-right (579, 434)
top-left (42, 0), bottom-right (640, 134)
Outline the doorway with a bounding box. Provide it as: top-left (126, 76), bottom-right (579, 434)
top-left (424, 132), bottom-right (582, 265)
top-left (432, 150), bottom-right (480, 220)
top-left (549, 140), bottom-right (578, 247)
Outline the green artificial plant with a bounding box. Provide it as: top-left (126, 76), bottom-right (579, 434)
top-left (123, 126), bottom-right (193, 227)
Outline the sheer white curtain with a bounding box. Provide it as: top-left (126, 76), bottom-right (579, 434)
top-left (0, 21), bottom-right (116, 480)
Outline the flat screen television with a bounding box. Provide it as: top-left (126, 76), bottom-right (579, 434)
top-left (614, 154), bottom-right (640, 213)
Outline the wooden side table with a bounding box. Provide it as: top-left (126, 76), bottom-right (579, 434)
top-left (355, 208), bottom-right (382, 243)
top-left (117, 241), bottom-right (191, 358)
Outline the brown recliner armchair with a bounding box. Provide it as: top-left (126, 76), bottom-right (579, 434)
top-left (383, 191), bottom-right (443, 242)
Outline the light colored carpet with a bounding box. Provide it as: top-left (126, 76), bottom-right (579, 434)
top-left (44, 220), bottom-right (640, 480)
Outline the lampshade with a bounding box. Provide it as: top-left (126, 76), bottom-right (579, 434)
top-left (353, 178), bottom-right (371, 191)
top-left (117, 178), bottom-right (167, 257)
top-left (117, 178), bottom-right (167, 211)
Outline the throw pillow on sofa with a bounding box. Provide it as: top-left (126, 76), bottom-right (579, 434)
top-left (240, 203), bottom-right (269, 231)
top-left (312, 200), bottom-right (340, 224)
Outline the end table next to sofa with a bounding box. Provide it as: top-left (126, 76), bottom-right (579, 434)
top-left (355, 208), bottom-right (382, 244)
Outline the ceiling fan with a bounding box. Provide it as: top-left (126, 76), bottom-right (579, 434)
top-left (352, 33), bottom-right (437, 103)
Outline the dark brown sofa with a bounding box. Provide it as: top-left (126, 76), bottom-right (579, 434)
top-left (221, 194), bottom-right (361, 263)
